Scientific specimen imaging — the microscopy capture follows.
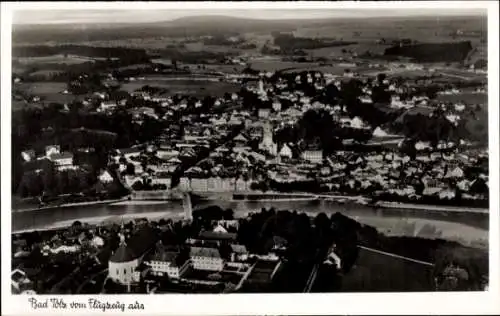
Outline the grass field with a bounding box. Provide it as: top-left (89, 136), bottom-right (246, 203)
top-left (181, 63), bottom-right (247, 74)
top-left (121, 77), bottom-right (240, 97)
top-left (436, 92), bottom-right (487, 105)
top-left (14, 54), bottom-right (109, 65)
top-left (28, 69), bottom-right (65, 77)
top-left (341, 247), bottom-right (434, 292)
top-left (249, 60), bottom-right (319, 72)
top-left (14, 82), bottom-right (77, 105)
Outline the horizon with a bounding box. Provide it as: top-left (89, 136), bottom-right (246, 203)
top-left (12, 8), bottom-right (487, 25)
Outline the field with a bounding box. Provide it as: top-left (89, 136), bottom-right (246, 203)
top-left (173, 63), bottom-right (247, 75)
top-left (121, 77), bottom-right (240, 97)
top-left (436, 92), bottom-right (487, 105)
top-left (14, 82), bottom-right (78, 105)
top-left (305, 43), bottom-right (392, 58)
top-left (249, 60), bottom-right (319, 72)
top-left (341, 247), bottom-right (434, 292)
top-left (294, 15), bottom-right (485, 44)
top-left (28, 69), bottom-right (65, 77)
top-left (13, 54), bottom-right (110, 65)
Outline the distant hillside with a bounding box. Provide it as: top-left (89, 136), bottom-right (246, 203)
top-left (12, 16), bottom-right (296, 43)
top-left (12, 15), bottom-right (486, 45)
top-left (384, 41), bottom-right (473, 63)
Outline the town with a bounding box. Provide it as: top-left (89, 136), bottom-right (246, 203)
top-left (10, 11), bottom-right (489, 295)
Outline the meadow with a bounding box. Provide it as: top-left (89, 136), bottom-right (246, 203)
top-left (340, 247), bottom-right (434, 292)
top-left (121, 77), bottom-right (240, 97)
top-left (14, 54), bottom-right (111, 66)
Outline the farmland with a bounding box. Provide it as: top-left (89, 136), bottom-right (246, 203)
top-left (436, 91), bottom-right (487, 105)
top-left (340, 247), bottom-right (434, 292)
top-left (121, 77), bottom-right (240, 97)
top-left (13, 82), bottom-right (77, 105)
top-left (13, 54), bottom-right (113, 66)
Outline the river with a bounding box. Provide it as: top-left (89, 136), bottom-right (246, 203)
top-left (12, 199), bottom-right (489, 249)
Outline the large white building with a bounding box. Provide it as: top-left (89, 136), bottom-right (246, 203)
top-left (301, 150), bottom-right (323, 164)
top-left (190, 247), bottom-right (224, 271)
top-left (108, 227), bottom-right (158, 286)
top-left (147, 245), bottom-right (190, 279)
top-left (108, 235), bottom-right (141, 285)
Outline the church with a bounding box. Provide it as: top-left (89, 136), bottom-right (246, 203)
top-left (258, 122), bottom-right (278, 156)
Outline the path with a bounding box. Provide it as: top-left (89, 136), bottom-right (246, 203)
top-left (358, 245), bottom-right (435, 267)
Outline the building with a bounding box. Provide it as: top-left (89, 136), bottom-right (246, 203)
top-left (108, 226), bottom-right (158, 285)
top-left (258, 108), bottom-right (271, 119)
top-left (230, 244), bottom-right (249, 262)
top-left (45, 145), bottom-right (60, 157)
top-left (198, 231), bottom-right (237, 244)
top-left (233, 133), bottom-right (249, 147)
top-left (98, 170), bottom-right (114, 184)
top-left (147, 244), bottom-right (190, 279)
top-left (11, 269), bottom-right (34, 294)
top-left (258, 122), bottom-right (278, 156)
top-left (272, 100), bottom-right (282, 112)
top-left (301, 150), bottom-right (323, 164)
top-left (278, 144), bottom-right (293, 159)
top-left (99, 101), bottom-right (117, 111)
top-left (48, 152), bottom-right (75, 170)
top-left (21, 150), bottom-right (35, 162)
top-left (190, 247), bottom-right (224, 271)
top-left (117, 148), bottom-right (142, 161)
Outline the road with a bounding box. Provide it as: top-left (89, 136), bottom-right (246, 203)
top-left (358, 245), bottom-right (435, 267)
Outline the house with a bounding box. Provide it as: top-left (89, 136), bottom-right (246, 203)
top-left (301, 150), bottom-right (323, 164)
top-left (117, 148), bottom-right (142, 161)
top-left (108, 226), bottom-right (158, 285)
top-left (11, 269), bottom-right (34, 294)
top-left (213, 224), bottom-right (228, 234)
top-left (99, 101), bottom-right (117, 111)
top-left (156, 148), bottom-right (179, 160)
top-left (445, 167), bottom-right (464, 179)
top-left (99, 170), bottom-right (114, 184)
top-left (48, 152), bottom-right (74, 170)
top-left (147, 244), bottom-right (190, 279)
top-left (279, 144), bottom-right (293, 159)
top-left (190, 247), bottom-right (224, 271)
top-left (230, 244), bottom-right (249, 262)
top-left (21, 150), bottom-right (36, 162)
top-left (233, 133), bottom-right (249, 147)
top-left (45, 145), bottom-right (61, 157)
top-left (198, 231), bottom-right (237, 244)
top-left (272, 101), bottom-right (282, 112)
top-left (258, 108), bottom-right (271, 119)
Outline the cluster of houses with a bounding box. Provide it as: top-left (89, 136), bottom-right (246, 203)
top-left (21, 145), bottom-right (77, 171)
top-left (105, 207), bottom-right (284, 293)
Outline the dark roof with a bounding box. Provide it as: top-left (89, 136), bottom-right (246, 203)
top-left (110, 226), bottom-right (159, 263)
top-left (49, 152), bottom-right (73, 160)
top-left (109, 244), bottom-right (136, 263)
top-left (190, 247), bottom-right (221, 258)
top-left (118, 148), bottom-right (142, 155)
top-left (230, 244), bottom-right (248, 254)
top-left (198, 231), bottom-right (237, 241)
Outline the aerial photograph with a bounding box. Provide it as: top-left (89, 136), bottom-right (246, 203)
top-left (10, 7), bottom-right (489, 295)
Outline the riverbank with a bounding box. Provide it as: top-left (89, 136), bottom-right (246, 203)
top-left (12, 191), bottom-right (489, 215)
top-left (12, 198), bottom-right (127, 213)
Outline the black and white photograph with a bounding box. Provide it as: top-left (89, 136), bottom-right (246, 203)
top-left (1, 1), bottom-right (499, 315)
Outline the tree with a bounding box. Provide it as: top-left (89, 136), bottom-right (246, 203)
top-left (126, 163), bottom-right (136, 175)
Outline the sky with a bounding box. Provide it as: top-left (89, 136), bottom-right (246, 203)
top-left (13, 8), bottom-right (487, 25)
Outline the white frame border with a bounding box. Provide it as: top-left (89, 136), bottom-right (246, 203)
top-left (1, 2), bottom-right (499, 315)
